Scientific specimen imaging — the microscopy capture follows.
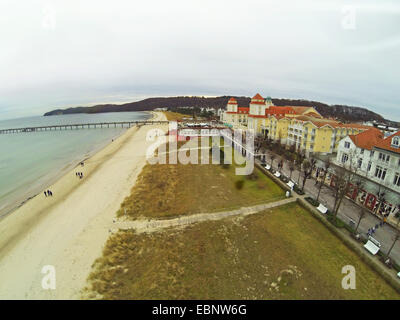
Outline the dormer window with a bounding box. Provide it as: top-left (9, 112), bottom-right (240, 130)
top-left (392, 136), bottom-right (400, 148)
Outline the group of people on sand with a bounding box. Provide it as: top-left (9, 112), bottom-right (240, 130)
top-left (44, 190), bottom-right (53, 197)
top-left (76, 172), bottom-right (84, 179)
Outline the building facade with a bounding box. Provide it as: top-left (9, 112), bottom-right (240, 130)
top-left (337, 129), bottom-right (400, 194)
top-left (221, 93), bottom-right (370, 155)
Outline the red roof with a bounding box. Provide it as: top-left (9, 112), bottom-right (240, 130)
top-left (248, 114), bottom-right (267, 118)
top-left (266, 106), bottom-right (296, 117)
top-left (264, 106), bottom-right (322, 118)
top-left (348, 128), bottom-right (384, 150)
top-left (228, 97), bottom-right (237, 104)
top-left (252, 93), bottom-right (264, 100)
top-left (250, 93), bottom-right (265, 104)
top-left (374, 130), bottom-right (400, 154)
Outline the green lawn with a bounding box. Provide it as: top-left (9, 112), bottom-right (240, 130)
top-left (86, 203), bottom-right (399, 299)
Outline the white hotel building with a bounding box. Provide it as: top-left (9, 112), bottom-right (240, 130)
top-left (336, 128), bottom-right (400, 194)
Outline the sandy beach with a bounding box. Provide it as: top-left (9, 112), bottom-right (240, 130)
top-left (0, 111), bottom-right (168, 299)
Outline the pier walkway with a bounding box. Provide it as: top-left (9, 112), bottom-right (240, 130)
top-left (0, 120), bottom-right (169, 134)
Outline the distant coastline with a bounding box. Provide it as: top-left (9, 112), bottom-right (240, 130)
top-left (43, 95), bottom-right (399, 127)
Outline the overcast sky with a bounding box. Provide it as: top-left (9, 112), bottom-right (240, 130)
top-left (0, 0), bottom-right (399, 120)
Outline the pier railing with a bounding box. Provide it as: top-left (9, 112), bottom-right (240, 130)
top-left (0, 120), bottom-right (170, 134)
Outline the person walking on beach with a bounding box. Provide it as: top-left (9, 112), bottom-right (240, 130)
top-left (44, 191), bottom-right (47, 197)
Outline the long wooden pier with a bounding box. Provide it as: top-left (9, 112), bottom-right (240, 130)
top-left (0, 120), bottom-right (169, 135)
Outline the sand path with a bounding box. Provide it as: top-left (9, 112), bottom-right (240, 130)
top-left (112, 197), bottom-right (297, 234)
top-left (0, 112), bottom-right (168, 299)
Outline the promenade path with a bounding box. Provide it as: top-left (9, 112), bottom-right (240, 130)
top-left (110, 197), bottom-right (298, 234)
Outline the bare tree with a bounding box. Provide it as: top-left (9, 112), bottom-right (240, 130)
top-left (270, 154), bottom-right (276, 168)
top-left (288, 158), bottom-right (295, 180)
top-left (394, 208), bottom-right (400, 227)
top-left (296, 160), bottom-right (302, 185)
top-left (331, 151), bottom-right (359, 218)
top-left (331, 166), bottom-right (357, 218)
top-left (385, 230), bottom-right (400, 260)
top-left (354, 207), bottom-right (367, 234)
top-left (316, 158), bottom-right (331, 202)
top-left (301, 159), bottom-right (313, 192)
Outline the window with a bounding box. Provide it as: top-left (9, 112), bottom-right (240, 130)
top-left (370, 150), bottom-right (375, 158)
top-left (378, 152), bottom-right (390, 163)
top-left (358, 158), bottom-right (363, 168)
top-left (394, 173), bottom-right (400, 187)
top-left (374, 166), bottom-right (387, 181)
top-left (341, 153), bottom-right (349, 163)
top-left (360, 149), bottom-right (364, 154)
top-left (367, 161), bottom-right (372, 172)
top-left (392, 137), bottom-right (399, 148)
top-left (344, 141), bottom-right (351, 149)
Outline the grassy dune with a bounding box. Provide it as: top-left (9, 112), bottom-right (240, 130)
top-left (87, 202), bottom-right (399, 299)
top-left (163, 111), bottom-right (188, 121)
top-left (117, 147), bottom-right (285, 219)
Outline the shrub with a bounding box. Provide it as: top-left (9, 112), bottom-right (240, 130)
top-left (327, 215), bottom-right (347, 229)
top-left (393, 260), bottom-right (400, 273)
top-left (293, 185), bottom-right (305, 195)
top-left (305, 197), bottom-right (319, 207)
top-left (235, 180), bottom-right (245, 190)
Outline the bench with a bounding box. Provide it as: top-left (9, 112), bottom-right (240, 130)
top-left (287, 181), bottom-right (295, 189)
top-left (364, 236), bottom-right (381, 255)
top-left (274, 171), bottom-right (281, 178)
top-left (317, 203), bottom-right (328, 214)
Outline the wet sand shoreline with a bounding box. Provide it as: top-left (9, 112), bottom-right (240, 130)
top-left (0, 111), bottom-right (168, 299)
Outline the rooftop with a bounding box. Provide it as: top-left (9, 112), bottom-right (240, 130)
top-left (349, 128), bottom-right (384, 150)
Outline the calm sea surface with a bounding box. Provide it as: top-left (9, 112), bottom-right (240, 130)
top-left (0, 111), bottom-right (151, 217)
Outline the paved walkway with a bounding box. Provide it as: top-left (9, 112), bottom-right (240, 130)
top-left (110, 197), bottom-right (297, 234)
